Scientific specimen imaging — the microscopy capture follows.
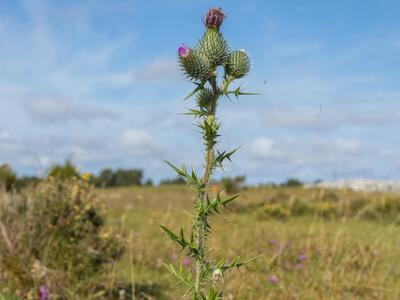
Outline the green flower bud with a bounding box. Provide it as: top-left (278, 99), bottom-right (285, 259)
top-left (198, 28), bottom-right (230, 68)
top-left (225, 49), bottom-right (251, 79)
top-left (178, 47), bottom-right (212, 82)
top-left (196, 87), bottom-right (213, 109)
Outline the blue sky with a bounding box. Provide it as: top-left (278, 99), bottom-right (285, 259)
top-left (0, 0), bottom-right (399, 183)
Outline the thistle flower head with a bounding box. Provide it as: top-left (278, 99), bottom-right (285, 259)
top-left (204, 7), bottom-right (225, 29)
top-left (178, 48), bottom-right (212, 81)
top-left (178, 44), bottom-right (190, 58)
top-left (225, 49), bottom-right (251, 79)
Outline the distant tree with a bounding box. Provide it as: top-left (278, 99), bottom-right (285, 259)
top-left (114, 169), bottom-right (143, 186)
top-left (95, 168), bottom-right (115, 187)
top-left (144, 179), bottom-right (153, 186)
top-left (48, 160), bottom-right (79, 180)
top-left (0, 164), bottom-right (17, 191)
top-left (15, 176), bottom-right (41, 189)
top-left (220, 175), bottom-right (246, 194)
top-left (94, 168), bottom-right (143, 187)
top-left (282, 178), bottom-right (303, 187)
top-left (160, 177), bottom-right (186, 185)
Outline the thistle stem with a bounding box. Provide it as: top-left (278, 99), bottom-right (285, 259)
top-left (195, 76), bottom-right (219, 295)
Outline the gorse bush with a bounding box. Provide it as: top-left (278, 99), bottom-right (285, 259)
top-left (219, 175), bottom-right (246, 194)
top-left (0, 177), bottom-right (125, 299)
top-left (0, 164), bottom-right (17, 191)
top-left (160, 7), bottom-right (258, 299)
top-left (253, 189), bottom-right (400, 222)
top-left (47, 160), bottom-right (79, 180)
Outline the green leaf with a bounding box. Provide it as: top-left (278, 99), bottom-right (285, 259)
top-left (160, 225), bottom-right (180, 244)
top-left (164, 160), bottom-right (186, 177)
top-left (184, 79), bottom-right (209, 100)
top-left (224, 86), bottom-right (260, 99)
top-left (214, 147), bottom-right (240, 168)
top-left (221, 195), bottom-right (239, 207)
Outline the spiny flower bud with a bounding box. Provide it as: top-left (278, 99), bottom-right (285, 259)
top-left (204, 7), bottom-right (225, 29)
top-left (178, 46), bottom-right (212, 82)
top-left (196, 87), bottom-right (214, 110)
top-left (225, 49), bottom-right (251, 79)
top-left (198, 28), bottom-right (230, 68)
top-left (212, 268), bottom-right (224, 283)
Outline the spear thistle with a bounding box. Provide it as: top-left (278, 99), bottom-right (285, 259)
top-left (161, 7), bottom-right (257, 299)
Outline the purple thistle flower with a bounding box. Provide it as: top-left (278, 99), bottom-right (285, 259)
top-left (178, 44), bottom-right (190, 58)
top-left (204, 7), bottom-right (225, 29)
top-left (182, 257), bottom-right (192, 267)
top-left (39, 285), bottom-right (50, 300)
top-left (268, 274), bottom-right (279, 284)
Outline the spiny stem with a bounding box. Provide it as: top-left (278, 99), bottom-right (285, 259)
top-left (194, 75), bottom-right (233, 296)
top-left (195, 76), bottom-right (219, 294)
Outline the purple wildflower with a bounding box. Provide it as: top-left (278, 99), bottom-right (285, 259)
top-left (295, 263), bottom-right (303, 270)
top-left (182, 257), bottom-right (192, 267)
top-left (269, 239), bottom-right (279, 246)
top-left (171, 253), bottom-right (179, 261)
top-left (299, 251), bottom-right (306, 261)
top-left (38, 285), bottom-right (50, 300)
top-left (204, 7), bottom-right (225, 29)
top-left (178, 44), bottom-right (190, 58)
top-left (268, 274), bottom-right (279, 285)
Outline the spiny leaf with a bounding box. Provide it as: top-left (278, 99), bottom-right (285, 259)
top-left (164, 160), bottom-right (186, 177)
top-left (184, 79), bottom-right (209, 100)
top-left (224, 86), bottom-right (260, 99)
top-left (221, 194), bottom-right (239, 207)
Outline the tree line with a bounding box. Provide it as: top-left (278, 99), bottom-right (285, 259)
top-left (0, 160), bottom-right (303, 191)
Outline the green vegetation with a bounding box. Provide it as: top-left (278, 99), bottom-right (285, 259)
top-left (0, 164), bottom-right (17, 191)
top-left (0, 178), bottom-right (125, 299)
top-left (48, 160), bottom-right (79, 180)
top-left (1, 181), bottom-right (400, 299)
top-left (100, 185), bottom-right (400, 299)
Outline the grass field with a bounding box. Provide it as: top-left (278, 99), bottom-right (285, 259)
top-left (98, 185), bottom-right (400, 299)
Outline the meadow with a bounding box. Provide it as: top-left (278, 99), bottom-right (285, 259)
top-left (1, 181), bottom-right (400, 299)
top-left (100, 185), bottom-right (400, 300)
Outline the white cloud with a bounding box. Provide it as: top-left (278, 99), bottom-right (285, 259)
top-left (134, 59), bottom-right (181, 81)
top-left (249, 138), bottom-right (274, 157)
top-left (26, 97), bottom-right (120, 123)
top-left (258, 105), bottom-right (400, 131)
top-left (0, 130), bottom-right (11, 141)
top-left (119, 129), bottom-right (160, 155)
top-left (246, 135), bottom-right (363, 166)
top-left (334, 138), bottom-right (361, 154)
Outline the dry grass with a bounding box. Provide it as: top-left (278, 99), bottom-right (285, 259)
top-left (99, 185), bottom-right (400, 299)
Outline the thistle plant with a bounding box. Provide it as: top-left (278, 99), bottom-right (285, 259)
top-left (161, 7), bottom-right (257, 299)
